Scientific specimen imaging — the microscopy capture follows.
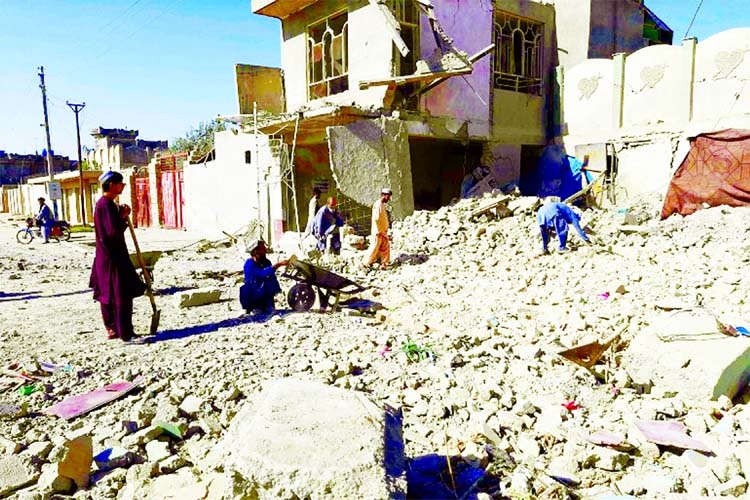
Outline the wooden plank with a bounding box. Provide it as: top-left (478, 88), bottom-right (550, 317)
top-left (44, 378), bottom-right (143, 420)
top-left (562, 172), bottom-right (606, 205)
top-left (368, 0), bottom-right (409, 57)
top-left (359, 68), bottom-right (472, 90)
top-left (407, 44), bottom-right (495, 100)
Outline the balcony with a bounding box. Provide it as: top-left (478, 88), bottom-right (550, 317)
top-left (251, 0), bottom-right (316, 19)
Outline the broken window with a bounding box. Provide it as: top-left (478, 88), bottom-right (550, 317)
top-left (493, 11), bottom-right (543, 95)
top-left (307, 11), bottom-right (349, 100)
top-left (387, 0), bottom-right (420, 76)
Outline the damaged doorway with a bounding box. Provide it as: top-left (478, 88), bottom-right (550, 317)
top-left (519, 144), bottom-right (545, 196)
top-left (410, 138), bottom-right (483, 210)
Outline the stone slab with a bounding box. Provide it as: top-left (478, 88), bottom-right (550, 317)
top-left (177, 288), bottom-right (222, 308)
top-left (624, 312), bottom-right (750, 401)
top-left (221, 378), bottom-right (406, 500)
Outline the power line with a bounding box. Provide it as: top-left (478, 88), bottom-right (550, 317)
top-left (683, 0), bottom-right (705, 39)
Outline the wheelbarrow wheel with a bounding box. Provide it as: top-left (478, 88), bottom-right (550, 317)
top-left (288, 283), bottom-right (315, 311)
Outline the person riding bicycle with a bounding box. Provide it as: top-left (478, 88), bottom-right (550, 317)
top-left (35, 197), bottom-right (55, 244)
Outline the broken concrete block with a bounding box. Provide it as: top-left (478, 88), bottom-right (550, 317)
top-left (624, 323), bottom-right (750, 402)
top-left (0, 403), bottom-right (27, 420)
top-left (145, 440), bottom-right (171, 463)
top-left (177, 288), bottom-right (222, 308)
top-left (0, 455), bottom-right (39, 497)
top-left (179, 395), bottom-right (204, 417)
top-left (507, 196), bottom-right (539, 215)
top-left (222, 378), bottom-right (407, 500)
top-left (57, 435), bottom-right (93, 489)
top-left (0, 436), bottom-right (21, 456)
top-left (122, 425), bottom-right (164, 447)
top-left (37, 463), bottom-right (74, 497)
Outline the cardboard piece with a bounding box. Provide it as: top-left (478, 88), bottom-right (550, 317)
top-left (558, 332), bottom-right (621, 369)
top-left (58, 435), bottom-right (93, 489)
top-left (43, 378), bottom-right (143, 420)
top-left (634, 420), bottom-right (712, 454)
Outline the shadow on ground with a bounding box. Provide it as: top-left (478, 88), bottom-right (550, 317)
top-left (406, 454), bottom-right (502, 499)
top-left (136, 309), bottom-right (294, 344)
top-left (0, 289), bottom-right (89, 302)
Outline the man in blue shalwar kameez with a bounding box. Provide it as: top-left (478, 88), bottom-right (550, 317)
top-left (312, 197), bottom-right (344, 254)
top-left (240, 240), bottom-right (289, 314)
top-left (537, 199), bottom-right (590, 255)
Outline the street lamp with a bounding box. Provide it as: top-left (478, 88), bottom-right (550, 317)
top-left (67, 101), bottom-right (86, 225)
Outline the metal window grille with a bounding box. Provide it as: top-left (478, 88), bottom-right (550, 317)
top-left (493, 12), bottom-right (544, 95)
top-left (308, 11), bottom-right (349, 100)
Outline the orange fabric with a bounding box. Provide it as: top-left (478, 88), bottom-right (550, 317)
top-left (662, 129), bottom-right (750, 219)
top-left (363, 234), bottom-right (390, 267)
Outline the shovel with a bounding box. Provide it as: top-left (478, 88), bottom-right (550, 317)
top-left (127, 218), bottom-right (161, 335)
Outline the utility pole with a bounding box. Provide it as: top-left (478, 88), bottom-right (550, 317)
top-left (38, 66), bottom-right (58, 219)
top-left (67, 101), bottom-right (86, 225)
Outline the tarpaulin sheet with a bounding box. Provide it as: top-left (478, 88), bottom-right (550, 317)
top-left (537, 145), bottom-right (591, 200)
top-left (661, 129), bottom-right (750, 219)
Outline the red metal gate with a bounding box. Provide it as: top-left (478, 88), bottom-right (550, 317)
top-left (161, 170), bottom-right (184, 229)
top-left (133, 176), bottom-right (151, 228)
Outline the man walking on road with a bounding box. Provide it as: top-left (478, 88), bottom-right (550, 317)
top-left (362, 188), bottom-right (392, 270)
top-left (89, 171), bottom-right (146, 341)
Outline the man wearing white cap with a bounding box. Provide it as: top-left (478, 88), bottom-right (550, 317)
top-left (362, 188), bottom-right (392, 269)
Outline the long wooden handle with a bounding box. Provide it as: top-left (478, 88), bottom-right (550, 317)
top-left (127, 217), bottom-right (157, 311)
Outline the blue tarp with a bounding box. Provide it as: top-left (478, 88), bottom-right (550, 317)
top-left (537, 145), bottom-right (592, 200)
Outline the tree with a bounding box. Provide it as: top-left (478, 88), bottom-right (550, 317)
top-left (170, 120), bottom-right (226, 159)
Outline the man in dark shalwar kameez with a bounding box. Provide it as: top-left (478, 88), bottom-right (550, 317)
top-left (89, 171), bottom-right (146, 341)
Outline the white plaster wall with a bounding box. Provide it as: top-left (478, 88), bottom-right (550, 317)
top-left (613, 140), bottom-right (675, 199)
top-left (622, 44), bottom-right (686, 130)
top-left (281, 31), bottom-right (308, 112)
top-left (183, 131), bottom-right (277, 240)
top-left (551, 0), bottom-right (591, 68)
top-left (281, 2), bottom-right (391, 113)
top-left (693, 28), bottom-right (750, 129)
top-left (563, 59), bottom-right (614, 143)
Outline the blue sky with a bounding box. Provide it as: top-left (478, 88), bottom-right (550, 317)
top-left (0, 0), bottom-right (747, 158)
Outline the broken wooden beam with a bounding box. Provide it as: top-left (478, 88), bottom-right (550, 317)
top-left (359, 68), bottom-right (473, 90)
top-left (407, 44), bottom-right (495, 100)
top-left (368, 0), bottom-right (410, 57)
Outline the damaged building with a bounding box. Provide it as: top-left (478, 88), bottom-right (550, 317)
top-left (187, 0), bottom-right (671, 241)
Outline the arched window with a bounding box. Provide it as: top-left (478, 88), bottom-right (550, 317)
top-left (493, 11), bottom-right (544, 95)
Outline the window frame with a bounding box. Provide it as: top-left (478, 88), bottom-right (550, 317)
top-left (493, 11), bottom-right (544, 96)
top-left (307, 9), bottom-right (349, 101)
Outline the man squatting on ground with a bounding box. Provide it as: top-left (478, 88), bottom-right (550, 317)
top-left (240, 239), bottom-right (289, 314)
top-left (362, 187), bottom-right (392, 269)
top-left (312, 196), bottom-right (344, 254)
top-left (89, 171), bottom-right (146, 341)
top-left (537, 198), bottom-right (590, 255)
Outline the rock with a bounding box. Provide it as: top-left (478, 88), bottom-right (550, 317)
top-left (145, 440), bottom-right (171, 463)
top-left (37, 463), bottom-right (74, 497)
top-left (122, 425), bottom-right (164, 447)
top-left (57, 435), bottom-right (92, 489)
top-left (0, 403), bottom-right (27, 420)
top-left (715, 475), bottom-right (748, 496)
top-left (179, 395), bottom-right (205, 417)
top-left (584, 448), bottom-right (630, 471)
top-left (0, 455), bottom-right (39, 497)
top-left (21, 441), bottom-right (52, 459)
top-left (221, 378), bottom-right (406, 500)
top-left (0, 436), bottom-right (21, 456)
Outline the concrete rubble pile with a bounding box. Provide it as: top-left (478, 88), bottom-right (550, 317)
top-left (1, 192), bottom-right (750, 499)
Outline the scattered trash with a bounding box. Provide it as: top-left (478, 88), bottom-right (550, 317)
top-left (43, 377), bottom-right (144, 420)
top-left (586, 431), bottom-right (634, 451)
top-left (58, 435), bottom-right (93, 489)
top-left (401, 339), bottom-right (436, 363)
top-left (634, 420), bottom-right (712, 454)
top-left (378, 345), bottom-right (392, 357)
top-left (597, 292), bottom-right (610, 300)
top-left (39, 361), bottom-right (73, 373)
top-left (557, 330), bottom-right (622, 369)
top-left (561, 400), bottom-right (581, 412)
top-left (18, 383), bottom-right (42, 396)
top-left (154, 421), bottom-right (184, 440)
